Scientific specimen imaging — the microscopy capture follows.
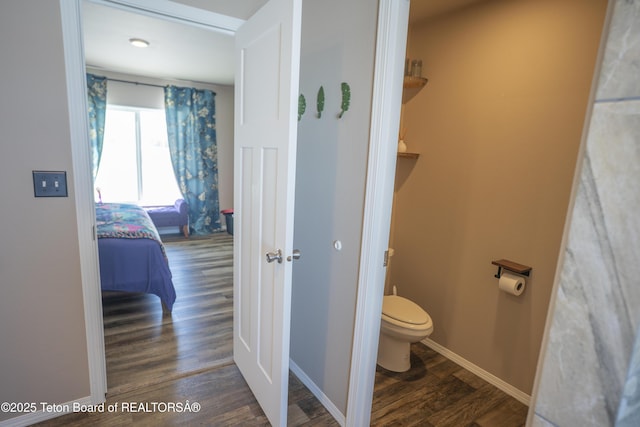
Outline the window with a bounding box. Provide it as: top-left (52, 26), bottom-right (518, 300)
top-left (95, 107), bottom-right (182, 206)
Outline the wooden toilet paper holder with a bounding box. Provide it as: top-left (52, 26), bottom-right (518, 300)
top-left (492, 259), bottom-right (532, 279)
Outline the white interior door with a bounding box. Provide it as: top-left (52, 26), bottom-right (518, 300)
top-left (233, 0), bottom-right (301, 426)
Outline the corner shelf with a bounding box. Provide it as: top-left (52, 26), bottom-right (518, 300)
top-left (398, 75), bottom-right (427, 158)
top-left (404, 76), bottom-right (428, 89)
top-left (397, 152), bottom-right (419, 159)
top-left (402, 76), bottom-right (428, 104)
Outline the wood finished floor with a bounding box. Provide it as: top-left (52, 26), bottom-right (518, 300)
top-left (371, 344), bottom-right (528, 426)
top-left (102, 233), bottom-right (235, 396)
top-left (35, 233), bottom-right (527, 426)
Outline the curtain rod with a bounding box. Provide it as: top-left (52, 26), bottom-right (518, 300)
top-left (106, 77), bottom-right (165, 89)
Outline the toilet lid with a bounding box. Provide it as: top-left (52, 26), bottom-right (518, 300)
top-left (382, 295), bottom-right (429, 325)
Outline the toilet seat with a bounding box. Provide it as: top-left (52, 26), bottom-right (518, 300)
top-left (382, 295), bottom-right (430, 326)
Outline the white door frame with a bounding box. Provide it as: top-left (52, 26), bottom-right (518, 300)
top-left (61, 0), bottom-right (408, 423)
top-left (60, 0), bottom-right (107, 404)
top-left (346, 0), bottom-right (409, 425)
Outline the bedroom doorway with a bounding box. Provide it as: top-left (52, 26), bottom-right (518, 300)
top-left (80, 0), bottom-right (302, 424)
top-left (79, 0), bottom-right (302, 424)
top-left (80, 0), bottom-right (243, 398)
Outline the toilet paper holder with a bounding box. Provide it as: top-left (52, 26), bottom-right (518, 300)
top-left (491, 259), bottom-right (532, 279)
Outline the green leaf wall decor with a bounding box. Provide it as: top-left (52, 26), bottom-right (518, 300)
top-left (316, 86), bottom-right (325, 118)
top-left (339, 82), bottom-right (351, 118)
top-left (298, 93), bottom-right (306, 121)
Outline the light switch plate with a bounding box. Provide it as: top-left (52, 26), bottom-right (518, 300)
top-left (33, 171), bottom-right (68, 197)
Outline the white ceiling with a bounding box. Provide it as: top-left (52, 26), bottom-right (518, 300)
top-left (82, 1), bottom-right (239, 85)
top-left (83, 0), bottom-right (486, 86)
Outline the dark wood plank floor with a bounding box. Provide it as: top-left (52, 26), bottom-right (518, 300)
top-left (371, 343), bottom-right (528, 426)
top-left (102, 233), bottom-right (235, 396)
top-left (35, 233), bottom-right (527, 426)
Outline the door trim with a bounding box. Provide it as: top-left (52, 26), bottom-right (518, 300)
top-left (345, 0), bottom-right (410, 425)
top-left (86, 0), bottom-right (244, 34)
top-left (60, 0), bottom-right (107, 403)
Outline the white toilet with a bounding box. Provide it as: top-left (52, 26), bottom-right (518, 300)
top-left (377, 293), bottom-right (433, 372)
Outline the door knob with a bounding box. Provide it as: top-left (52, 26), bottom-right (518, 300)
top-left (287, 249), bottom-right (301, 262)
top-left (266, 249), bottom-right (283, 264)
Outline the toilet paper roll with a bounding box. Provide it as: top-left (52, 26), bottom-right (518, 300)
top-left (499, 271), bottom-right (526, 296)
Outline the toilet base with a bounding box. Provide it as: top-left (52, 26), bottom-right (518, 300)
top-left (377, 332), bottom-right (411, 372)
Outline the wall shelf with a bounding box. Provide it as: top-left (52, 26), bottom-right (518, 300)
top-left (402, 76), bottom-right (428, 104)
top-left (398, 152), bottom-right (420, 159)
top-left (404, 76), bottom-right (428, 89)
top-left (399, 76), bottom-right (427, 156)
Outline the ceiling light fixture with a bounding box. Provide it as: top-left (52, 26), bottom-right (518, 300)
top-left (129, 38), bottom-right (150, 48)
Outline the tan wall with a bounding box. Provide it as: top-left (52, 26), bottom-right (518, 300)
top-left (390, 0), bottom-right (607, 394)
top-left (0, 1), bottom-right (91, 422)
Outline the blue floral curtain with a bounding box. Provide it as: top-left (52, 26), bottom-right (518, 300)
top-left (164, 86), bottom-right (220, 235)
top-left (86, 74), bottom-right (107, 180)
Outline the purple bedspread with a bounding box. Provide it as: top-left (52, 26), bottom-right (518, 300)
top-left (96, 203), bottom-right (176, 311)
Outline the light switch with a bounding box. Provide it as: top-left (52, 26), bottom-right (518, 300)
top-left (33, 171), bottom-right (68, 197)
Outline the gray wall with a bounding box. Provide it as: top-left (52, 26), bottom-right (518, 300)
top-left (0, 1), bottom-right (91, 422)
top-left (532, 0), bottom-right (640, 425)
top-left (290, 0), bottom-right (378, 416)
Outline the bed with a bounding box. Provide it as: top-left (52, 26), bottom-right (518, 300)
top-left (96, 202), bottom-right (176, 312)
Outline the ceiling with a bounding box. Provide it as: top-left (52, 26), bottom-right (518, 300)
top-left (82, 1), bottom-right (239, 85)
top-left (83, 0), bottom-right (486, 86)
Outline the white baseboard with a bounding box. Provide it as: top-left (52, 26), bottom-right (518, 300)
top-left (289, 359), bottom-right (346, 426)
top-left (421, 338), bottom-right (531, 406)
top-left (0, 395), bottom-right (94, 427)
